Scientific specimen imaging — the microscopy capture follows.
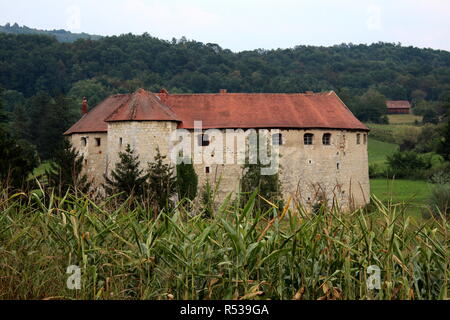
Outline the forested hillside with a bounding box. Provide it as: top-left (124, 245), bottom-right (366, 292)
top-left (1, 31), bottom-right (449, 160)
top-left (0, 23), bottom-right (102, 43)
top-left (1, 32), bottom-right (450, 99)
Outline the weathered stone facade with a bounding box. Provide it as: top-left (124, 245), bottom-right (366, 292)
top-left (71, 124), bottom-right (369, 211)
top-left (70, 132), bottom-right (108, 187)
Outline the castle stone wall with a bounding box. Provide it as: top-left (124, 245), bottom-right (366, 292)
top-left (106, 121), bottom-right (179, 175)
top-left (69, 133), bottom-right (108, 187)
top-left (74, 124), bottom-right (370, 211)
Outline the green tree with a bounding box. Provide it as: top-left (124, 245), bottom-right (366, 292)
top-left (104, 144), bottom-right (148, 199)
top-left (68, 79), bottom-right (111, 108)
top-left (0, 87), bottom-right (9, 131)
top-left (386, 151), bottom-right (431, 179)
top-left (46, 139), bottom-right (91, 194)
top-left (26, 93), bottom-right (78, 160)
top-left (438, 118), bottom-right (450, 161)
top-left (0, 127), bottom-right (39, 190)
top-left (354, 89), bottom-right (387, 123)
top-left (201, 179), bottom-right (214, 218)
top-left (147, 148), bottom-right (177, 212)
top-left (422, 109), bottom-right (439, 124)
top-left (241, 134), bottom-right (283, 213)
top-left (176, 158), bottom-right (198, 201)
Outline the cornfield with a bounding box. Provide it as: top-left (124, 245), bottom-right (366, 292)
top-left (0, 187), bottom-right (448, 300)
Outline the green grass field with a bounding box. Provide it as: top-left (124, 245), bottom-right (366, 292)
top-left (367, 137), bottom-right (398, 168)
top-left (387, 114), bottom-right (423, 125)
top-left (370, 179), bottom-right (431, 220)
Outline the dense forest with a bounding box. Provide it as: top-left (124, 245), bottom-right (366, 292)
top-left (1, 30), bottom-right (450, 161)
top-left (0, 23), bottom-right (102, 43)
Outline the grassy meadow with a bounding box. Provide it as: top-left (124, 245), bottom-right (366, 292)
top-left (366, 114), bottom-right (440, 221)
top-left (387, 114), bottom-right (423, 125)
top-left (367, 138), bottom-right (398, 169)
top-left (370, 179), bottom-right (431, 220)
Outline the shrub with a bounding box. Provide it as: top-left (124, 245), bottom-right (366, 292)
top-left (386, 151), bottom-right (431, 179)
top-left (176, 159), bottom-right (198, 201)
top-left (369, 163), bottom-right (385, 178)
top-left (201, 179), bottom-right (215, 219)
top-left (427, 184), bottom-right (450, 219)
top-left (367, 127), bottom-right (396, 144)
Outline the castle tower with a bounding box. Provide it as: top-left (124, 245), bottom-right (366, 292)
top-left (104, 89), bottom-right (180, 174)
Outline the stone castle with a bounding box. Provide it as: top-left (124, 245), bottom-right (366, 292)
top-left (65, 88), bottom-right (370, 210)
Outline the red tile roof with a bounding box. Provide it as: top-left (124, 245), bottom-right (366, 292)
top-left (64, 94), bottom-right (130, 135)
top-left (387, 100), bottom-right (411, 109)
top-left (105, 88), bottom-right (180, 122)
top-left (65, 89), bottom-right (369, 135)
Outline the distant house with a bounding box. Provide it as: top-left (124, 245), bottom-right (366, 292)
top-left (387, 100), bottom-right (411, 114)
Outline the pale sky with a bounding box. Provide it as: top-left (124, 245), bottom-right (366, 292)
top-left (1, 0), bottom-right (449, 52)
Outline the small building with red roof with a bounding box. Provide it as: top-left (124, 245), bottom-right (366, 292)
top-left (386, 100), bottom-right (411, 114)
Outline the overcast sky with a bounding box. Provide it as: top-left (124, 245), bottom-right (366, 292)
top-left (1, 0), bottom-right (449, 52)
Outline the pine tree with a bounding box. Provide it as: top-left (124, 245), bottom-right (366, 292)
top-left (104, 144), bottom-right (148, 199)
top-left (176, 158), bottom-right (198, 201)
top-left (147, 148), bottom-right (177, 211)
top-left (241, 162), bottom-right (283, 212)
top-left (201, 179), bottom-right (214, 218)
top-left (0, 127), bottom-right (39, 190)
top-left (0, 87), bottom-right (9, 131)
top-left (241, 133), bottom-right (283, 213)
top-left (46, 139), bottom-right (91, 194)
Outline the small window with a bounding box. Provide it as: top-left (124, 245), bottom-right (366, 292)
top-left (198, 134), bottom-right (210, 147)
top-left (95, 138), bottom-right (101, 147)
top-left (272, 133), bottom-right (283, 146)
top-left (304, 133), bottom-right (314, 145)
top-left (364, 134), bottom-right (367, 145)
top-left (119, 138), bottom-right (123, 146)
top-left (81, 137), bottom-right (87, 147)
top-left (322, 133), bottom-right (331, 145)
top-left (337, 163), bottom-right (340, 170)
top-left (205, 167), bottom-right (210, 174)
top-left (357, 134), bottom-right (361, 145)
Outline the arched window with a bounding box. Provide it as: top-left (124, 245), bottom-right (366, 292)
top-left (357, 133), bottom-right (361, 145)
top-left (322, 133), bottom-right (331, 145)
top-left (304, 133), bottom-right (314, 145)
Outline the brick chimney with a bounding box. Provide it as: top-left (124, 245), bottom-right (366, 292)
top-left (220, 89), bottom-right (228, 94)
top-left (159, 89), bottom-right (169, 103)
top-left (82, 97), bottom-right (88, 115)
